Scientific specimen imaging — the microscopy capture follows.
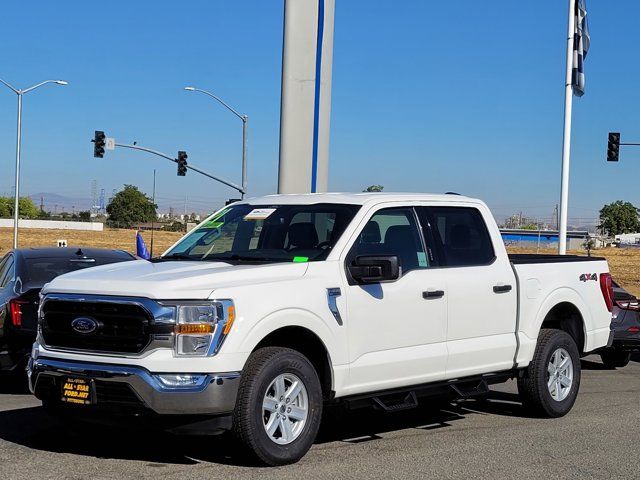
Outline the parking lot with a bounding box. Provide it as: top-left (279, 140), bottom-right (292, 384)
top-left (0, 354), bottom-right (636, 480)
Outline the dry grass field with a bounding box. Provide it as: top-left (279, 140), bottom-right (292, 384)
top-left (1, 227), bottom-right (639, 297)
top-left (508, 246), bottom-right (640, 297)
top-left (0, 227), bottom-right (183, 258)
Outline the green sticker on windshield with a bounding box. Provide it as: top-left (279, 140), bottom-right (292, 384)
top-left (293, 256), bottom-right (309, 263)
top-left (201, 208), bottom-right (231, 229)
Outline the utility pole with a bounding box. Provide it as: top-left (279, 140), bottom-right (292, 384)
top-left (184, 195), bottom-right (188, 233)
top-left (151, 169), bottom-right (156, 257)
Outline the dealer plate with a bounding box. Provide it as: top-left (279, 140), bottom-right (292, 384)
top-left (60, 377), bottom-right (94, 405)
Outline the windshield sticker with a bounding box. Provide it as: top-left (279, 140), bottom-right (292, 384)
top-left (417, 252), bottom-right (428, 267)
top-left (200, 208), bottom-right (231, 229)
top-left (244, 208), bottom-right (276, 221)
top-left (293, 256), bottom-right (309, 263)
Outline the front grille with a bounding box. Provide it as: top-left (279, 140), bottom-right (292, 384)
top-left (95, 381), bottom-right (145, 407)
top-left (41, 300), bottom-right (152, 354)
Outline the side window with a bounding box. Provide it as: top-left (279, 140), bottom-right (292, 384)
top-left (0, 256), bottom-right (14, 287)
top-left (349, 207), bottom-right (428, 275)
top-left (426, 207), bottom-right (495, 267)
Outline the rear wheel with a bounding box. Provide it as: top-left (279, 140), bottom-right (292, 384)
top-left (518, 329), bottom-right (581, 417)
top-left (600, 349), bottom-right (631, 369)
top-left (232, 347), bottom-right (323, 466)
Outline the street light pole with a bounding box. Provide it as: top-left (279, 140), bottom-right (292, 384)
top-left (184, 86), bottom-right (248, 199)
top-left (13, 93), bottom-right (22, 250)
top-left (0, 78), bottom-right (68, 248)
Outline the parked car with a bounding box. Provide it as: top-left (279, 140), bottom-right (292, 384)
top-left (29, 193), bottom-right (614, 465)
top-left (599, 280), bottom-right (640, 368)
top-left (0, 247), bottom-right (135, 379)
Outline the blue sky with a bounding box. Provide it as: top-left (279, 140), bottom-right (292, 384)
top-left (0, 1), bottom-right (638, 225)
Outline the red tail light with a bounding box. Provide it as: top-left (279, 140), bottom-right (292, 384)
top-left (628, 327), bottom-right (640, 333)
top-left (599, 273), bottom-right (614, 313)
top-left (615, 299), bottom-right (640, 311)
top-left (8, 299), bottom-right (27, 327)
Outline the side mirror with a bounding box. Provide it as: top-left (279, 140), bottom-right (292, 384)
top-left (349, 255), bottom-right (400, 284)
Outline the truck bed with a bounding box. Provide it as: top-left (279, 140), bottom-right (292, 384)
top-left (509, 254), bottom-right (605, 264)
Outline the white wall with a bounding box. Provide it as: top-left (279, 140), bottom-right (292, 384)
top-left (0, 219), bottom-right (104, 231)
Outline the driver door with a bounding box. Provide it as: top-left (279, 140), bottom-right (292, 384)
top-left (342, 206), bottom-right (448, 395)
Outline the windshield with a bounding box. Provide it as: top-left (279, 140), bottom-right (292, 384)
top-left (163, 203), bottom-right (361, 263)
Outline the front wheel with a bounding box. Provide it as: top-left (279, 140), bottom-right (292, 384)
top-left (232, 347), bottom-right (323, 466)
top-left (600, 349), bottom-right (631, 369)
top-left (517, 329), bottom-right (581, 418)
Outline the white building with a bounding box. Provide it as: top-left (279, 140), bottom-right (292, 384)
top-left (615, 233), bottom-right (640, 245)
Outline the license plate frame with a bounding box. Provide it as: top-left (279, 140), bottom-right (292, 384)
top-left (60, 376), bottom-right (95, 405)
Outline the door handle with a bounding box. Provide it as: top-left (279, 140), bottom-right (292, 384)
top-left (423, 290), bottom-right (445, 299)
top-left (493, 285), bottom-right (512, 293)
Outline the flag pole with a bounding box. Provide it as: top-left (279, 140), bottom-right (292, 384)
top-left (559, 0), bottom-right (576, 255)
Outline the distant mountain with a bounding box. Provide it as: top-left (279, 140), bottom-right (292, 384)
top-left (28, 192), bottom-right (92, 213)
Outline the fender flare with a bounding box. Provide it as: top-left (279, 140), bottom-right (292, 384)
top-left (532, 287), bottom-right (592, 346)
top-left (238, 307), bottom-right (341, 365)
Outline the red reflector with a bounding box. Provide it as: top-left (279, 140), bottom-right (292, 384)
top-left (9, 299), bottom-right (26, 327)
top-left (629, 327), bottom-right (640, 333)
top-left (599, 273), bottom-right (614, 313)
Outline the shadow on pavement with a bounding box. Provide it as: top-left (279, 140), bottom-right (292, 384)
top-left (0, 376), bottom-right (30, 395)
top-left (580, 358), bottom-right (611, 371)
top-left (0, 390), bottom-right (530, 467)
top-left (631, 353), bottom-right (640, 364)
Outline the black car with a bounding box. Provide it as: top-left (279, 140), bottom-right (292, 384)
top-left (0, 247), bottom-right (135, 378)
top-left (600, 280), bottom-right (640, 368)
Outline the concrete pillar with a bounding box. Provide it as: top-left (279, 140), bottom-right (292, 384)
top-left (278, 0), bottom-right (335, 194)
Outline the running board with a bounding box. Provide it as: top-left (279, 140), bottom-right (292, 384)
top-left (339, 370), bottom-right (518, 411)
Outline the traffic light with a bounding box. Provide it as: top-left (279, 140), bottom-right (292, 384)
top-left (177, 151), bottom-right (188, 176)
top-left (93, 131), bottom-right (106, 158)
top-left (607, 132), bottom-right (620, 162)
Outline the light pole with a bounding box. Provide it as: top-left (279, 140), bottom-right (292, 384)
top-left (184, 86), bottom-right (248, 199)
top-left (0, 78), bottom-right (68, 248)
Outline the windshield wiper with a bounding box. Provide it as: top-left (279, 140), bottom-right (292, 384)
top-left (152, 253), bottom-right (200, 262)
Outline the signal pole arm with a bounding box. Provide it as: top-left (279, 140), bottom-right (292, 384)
top-left (93, 137), bottom-right (246, 195)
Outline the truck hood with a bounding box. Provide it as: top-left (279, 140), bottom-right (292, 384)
top-left (42, 259), bottom-right (309, 299)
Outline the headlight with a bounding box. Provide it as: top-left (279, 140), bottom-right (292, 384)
top-left (172, 300), bottom-right (235, 357)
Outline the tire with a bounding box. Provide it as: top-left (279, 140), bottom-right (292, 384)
top-left (232, 347), bottom-right (323, 466)
top-left (517, 328), bottom-right (581, 418)
top-left (600, 349), bottom-right (631, 369)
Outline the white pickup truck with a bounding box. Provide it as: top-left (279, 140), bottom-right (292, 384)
top-left (29, 193), bottom-right (614, 465)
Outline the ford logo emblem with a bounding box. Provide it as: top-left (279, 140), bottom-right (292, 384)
top-left (71, 317), bottom-right (99, 334)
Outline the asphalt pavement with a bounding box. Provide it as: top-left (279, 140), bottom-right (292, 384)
top-left (0, 354), bottom-right (639, 480)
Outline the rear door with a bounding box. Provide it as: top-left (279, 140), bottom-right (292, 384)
top-left (418, 205), bottom-right (517, 378)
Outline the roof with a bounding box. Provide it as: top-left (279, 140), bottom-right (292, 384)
top-left (13, 247), bottom-right (134, 260)
top-left (240, 192), bottom-right (480, 207)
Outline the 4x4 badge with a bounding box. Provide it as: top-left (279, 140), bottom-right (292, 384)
top-left (579, 273), bottom-right (597, 282)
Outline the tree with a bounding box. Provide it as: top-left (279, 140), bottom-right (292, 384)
top-left (363, 185), bottom-right (384, 192)
top-left (0, 198), bottom-right (11, 218)
top-left (106, 185), bottom-right (157, 228)
top-left (0, 196), bottom-right (39, 219)
top-left (598, 201), bottom-right (640, 237)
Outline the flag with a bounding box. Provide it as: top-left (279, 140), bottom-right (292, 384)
top-left (136, 231), bottom-right (151, 260)
top-left (572, 0), bottom-right (590, 97)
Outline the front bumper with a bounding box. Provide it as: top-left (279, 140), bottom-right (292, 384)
top-left (28, 357), bottom-right (240, 416)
